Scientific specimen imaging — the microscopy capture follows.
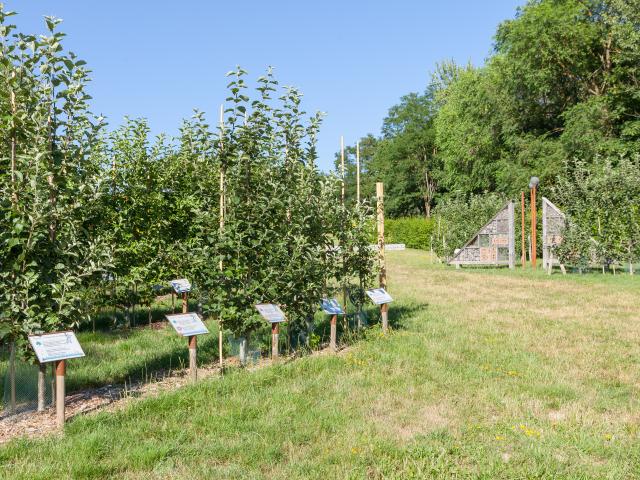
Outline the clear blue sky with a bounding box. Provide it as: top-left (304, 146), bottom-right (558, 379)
top-left (12, 0), bottom-right (523, 170)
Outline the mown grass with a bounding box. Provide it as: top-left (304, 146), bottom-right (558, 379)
top-left (1, 249), bottom-right (639, 479)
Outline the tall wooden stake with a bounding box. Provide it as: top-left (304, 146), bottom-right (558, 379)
top-left (530, 186), bottom-right (537, 269)
top-left (218, 104), bottom-right (225, 370)
top-left (356, 141), bottom-right (360, 205)
top-left (9, 341), bottom-right (16, 414)
top-left (376, 182), bottom-right (386, 289)
top-left (340, 136), bottom-right (347, 313)
top-left (521, 192), bottom-right (526, 267)
top-left (340, 136), bottom-right (345, 204)
top-left (330, 315), bottom-right (337, 351)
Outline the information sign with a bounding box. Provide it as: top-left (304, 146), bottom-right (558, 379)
top-left (320, 298), bottom-right (345, 315)
top-left (166, 313), bottom-right (209, 337)
top-left (170, 278), bottom-right (191, 293)
top-left (366, 288), bottom-right (393, 305)
top-left (255, 304), bottom-right (286, 323)
top-left (29, 332), bottom-right (85, 363)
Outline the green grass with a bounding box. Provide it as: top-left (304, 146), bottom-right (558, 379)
top-left (2, 249), bottom-right (640, 479)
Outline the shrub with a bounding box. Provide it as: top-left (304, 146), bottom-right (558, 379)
top-left (384, 217), bottom-right (436, 250)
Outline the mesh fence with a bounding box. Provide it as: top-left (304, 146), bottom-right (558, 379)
top-left (0, 342), bottom-right (53, 418)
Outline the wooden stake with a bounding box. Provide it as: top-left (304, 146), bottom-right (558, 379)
top-left (530, 186), bottom-right (537, 269)
top-left (271, 323), bottom-right (279, 360)
top-left (218, 104), bottom-right (226, 371)
top-left (521, 192), bottom-right (526, 267)
top-left (376, 182), bottom-right (386, 289)
top-left (340, 136), bottom-right (345, 205)
top-left (182, 292), bottom-right (188, 314)
top-left (330, 315), bottom-right (337, 351)
top-left (9, 341), bottom-right (16, 414)
top-left (55, 360), bottom-right (66, 428)
top-left (356, 141), bottom-right (360, 205)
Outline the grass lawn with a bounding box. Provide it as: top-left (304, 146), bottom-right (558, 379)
top-left (1, 249), bottom-right (639, 479)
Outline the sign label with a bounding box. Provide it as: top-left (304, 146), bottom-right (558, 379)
top-left (29, 331), bottom-right (85, 363)
top-left (366, 288), bottom-right (393, 305)
top-left (255, 304), bottom-right (286, 323)
top-left (320, 298), bottom-right (345, 315)
top-left (166, 313), bottom-right (209, 337)
top-left (170, 278), bottom-right (191, 294)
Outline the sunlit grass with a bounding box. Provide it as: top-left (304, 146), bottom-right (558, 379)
top-left (1, 249), bottom-right (639, 479)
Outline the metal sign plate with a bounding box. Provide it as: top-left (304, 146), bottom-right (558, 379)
top-left (166, 313), bottom-right (209, 337)
top-left (366, 288), bottom-right (393, 305)
top-left (320, 298), bottom-right (345, 315)
top-left (255, 304), bottom-right (286, 323)
top-left (29, 331), bottom-right (85, 363)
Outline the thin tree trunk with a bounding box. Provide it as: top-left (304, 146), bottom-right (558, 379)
top-left (37, 363), bottom-right (47, 411)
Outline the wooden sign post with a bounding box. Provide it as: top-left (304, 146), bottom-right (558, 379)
top-left (169, 279), bottom-right (200, 380)
top-left (255, 304), bottom-right (287, 360)
top-left (165, 312), bottom-right (209, 381)
top-left (366, 288), bottom-right (393, 334)
top-left (29, 331), bottom-right (86, 428)
top-left (321, 298), bottom-right (346, 351)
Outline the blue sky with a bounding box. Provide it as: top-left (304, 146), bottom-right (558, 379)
top-left (12, 1), bottom-right (523, 170)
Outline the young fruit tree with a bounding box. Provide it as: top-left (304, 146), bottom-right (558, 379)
top-left (0, 10), bottom-right (110, 406)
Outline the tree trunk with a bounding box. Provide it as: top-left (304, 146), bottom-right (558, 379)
top-left (37, 362), bottom-right (47, 411)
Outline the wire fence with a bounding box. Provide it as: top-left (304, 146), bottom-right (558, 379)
top-left (0, 341), bottom-right (53, 418)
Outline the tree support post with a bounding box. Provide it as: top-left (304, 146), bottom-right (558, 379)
top-left (9, 341), bottom-right (16, 414)
top-left (330, 314), bottom-right (337, 351)
top-left (55, 360), bottom-right (66, 428)
top-left (521, 192), bottom-right (526, 267)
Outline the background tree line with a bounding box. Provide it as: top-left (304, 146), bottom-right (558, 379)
top-left (337, 0), bottom-right (639, 266)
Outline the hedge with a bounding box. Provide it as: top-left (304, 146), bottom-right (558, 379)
top-left (384, 217), bottom-right (435, 250)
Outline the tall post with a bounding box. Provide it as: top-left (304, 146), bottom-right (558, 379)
top-left (218, 104), bottom-right (225, 370)
top-left (521, 192), bottom-right (526, 267)
top-left (330, 315), bottom-right (337, 351)
top-left (376, 182), bottom-right (386, 289)
top-left (340, 136), bottom-right (345, 205)
top-left (340, 136), bottom-right (347, 314)
top-left (271, 323), bottom-right (279, 360)
top-left (508, 201), bottom-right (515, 269)
top-left (356, 141), bottom-right (360, 205)
top-left (530, 186), bottom-right (537, 269)
top-left (9, 340), bottom-right (16, 414)
top-left (55, 359), bottom-right (66, 428)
